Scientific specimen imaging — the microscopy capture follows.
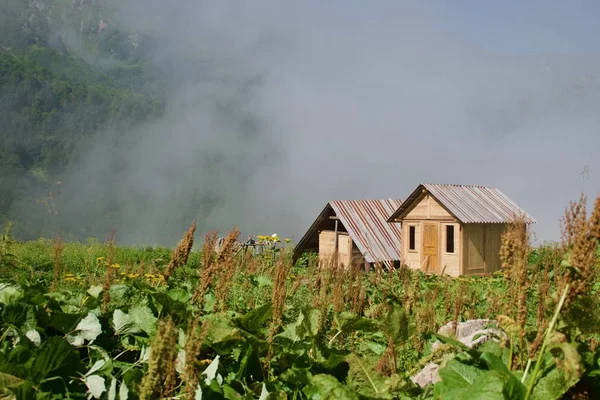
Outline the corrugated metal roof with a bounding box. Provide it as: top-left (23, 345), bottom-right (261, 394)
top-left (388, 183), bottom-right (536, 224)
top-left (293, 198), bottom-right (403, 268)
top-left (329, 199), bottom-right (403, 266)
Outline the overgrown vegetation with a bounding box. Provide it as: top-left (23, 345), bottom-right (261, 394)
top-left (0, 0), bottom-right (167, 239)
top-left (0, 194), bottom-right (598, 399)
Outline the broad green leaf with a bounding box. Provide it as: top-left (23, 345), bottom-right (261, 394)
top-left (203, 355), bottom-right (221, 386)
top-left (297, 308), bottom-right (321, 339)
top-left (138, 346), bottom-right (150, 363)
top-left (235, 345), bottom-right (263, 382)
top-left (437, 370), bottom-right (515, 400)
top-left (222, 383), bottom-right (245, 399)
top-left (0, 283), bottom-right (23, 305)
top-left (478, 340), bottom-right (511, 367)
top-left (85, 375), bottom-right (106, 399)
top-left (49, 312), bottom-right (85, 334)
top-left (0, 372), bottom-right (23, 390)
top-left (129, 305), bottom-right (157, 335)
top-left (435, 333), bottom-right (482, 360)
top-left (258, 383), bottom-right (269, 400)
top-left (107, 378), bottom-right (117, 400)
top-left (87, 285), bottom-right (103, 298)
top-left (109, 285), bottom-right (130, 304)
top-left (203, 314), bottom-right (244, 348)
top-left (29, 337), bottom-right (83, 383)
top-left (546, 342), bottom-right (583, 382)
top-left (438, 359), bottom-right (484, 388)
top-left (119, 381), bottom-right (129, 400)
top-left (6, 344), bottom-right (32, 369)
top-left (176, 350), bottom-right (186, 374)
top-left (383, 304), bottom-right (409, 345)
top-left (113, 310), bottom-right (141, 335)
top-left (435, 359), bottom-right (526, 400)
top-left (66, 312), bottom-right (102, 347)
top-left (233, 302), bottom-right (272, 334)
top-left (203, 293), bottom-right (216, 313)
top-left (303, 374), bottom-right (359, 400)
top-left (530, 351), bottom-right (582, 400)
top-left (89, 345), bottom-right (112, 364)
top-left (280, 365), bottom-right (312, 388)
top-left (254, 275), bottom-right (272, 288)
top-left (362, 341), bottom-right (387, 356)
top-left (21, 283), bottom-right (47, 307)
top-left (335, 312), bottom-right (379, 334)
top-left (1, 303), bottom-right (36, 331)
top-left (480, 352), bottom-right (510, 374)
top-left (168, 288), bottom-right (190, 303)
top-left (8, 379), bottom-right (34, 400)
top-left (276, 313), bottom-right (303, 343)
top-left (346, 353), bottom-right (399, 398)
top-left (179, 328), bottom-right (186, 347)
top-left (24, 330), bottom-right (41, 347)
top-left (86, 360), bottom-right (107, 377)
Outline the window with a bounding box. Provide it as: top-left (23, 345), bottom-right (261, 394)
top-left (409, 226), bottom-right (416, 250)
top-left (446, 225), bottom-right (455, 253)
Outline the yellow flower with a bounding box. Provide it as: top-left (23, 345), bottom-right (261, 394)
top-left (111, 263), bottom-right (121, 269)
top-left (284, 238), bottom-right (291, 243)
top-left (65, 273), bottom-right (75, 277)
top-left (120, 272), bottom-right (127, 276)
top-left (144, 274), bottom-right (155, 278)
top-left (65, 277), bottom-right (76, 282)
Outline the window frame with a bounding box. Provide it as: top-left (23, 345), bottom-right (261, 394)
top-left (408, 225), bottom-right (416, 252)
top-left (445, 224), bottom-right (455, 254)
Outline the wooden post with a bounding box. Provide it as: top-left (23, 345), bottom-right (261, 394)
top-left (334, 219), bottom-right (339, 251)
top-left (330, 215), bottom-right (340, 268)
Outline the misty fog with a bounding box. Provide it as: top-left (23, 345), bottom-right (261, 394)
top-left (21, 1), bottom-right (600, 246)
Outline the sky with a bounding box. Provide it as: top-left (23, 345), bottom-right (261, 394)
top-left (45, 0), bottom-right (600, 246)
top-left (430, 1), bottom-right (600, 54)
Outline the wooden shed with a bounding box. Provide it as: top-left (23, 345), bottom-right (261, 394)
top-left (387, 183), bottom-right (536, 276)
top-left (293, 199), bottom-right (403, 270)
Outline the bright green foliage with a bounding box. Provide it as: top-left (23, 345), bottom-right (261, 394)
top-left (0, 238), bottom-right (597, 399)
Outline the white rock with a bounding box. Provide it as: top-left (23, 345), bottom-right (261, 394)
top-left (410, 362), bottom-right (440, 388)
top-left (411, 319), bottom-right (508, 388)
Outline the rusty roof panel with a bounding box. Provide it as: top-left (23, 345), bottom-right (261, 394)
top-left (422, 183), bottom-right (536, 224)
top-left (329, 199), bottom-right (403, 266)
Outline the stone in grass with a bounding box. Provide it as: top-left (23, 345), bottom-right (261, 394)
top-left (410, 319), bottom-right (508, 388)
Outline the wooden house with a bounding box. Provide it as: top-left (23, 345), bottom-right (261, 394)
top-left (386, 183), bottom-right (536, 276)
top-left (292, 199), bottom-right (403, 270)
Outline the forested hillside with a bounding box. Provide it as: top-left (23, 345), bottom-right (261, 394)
top-left (0, 0), bottom-right (165, 239)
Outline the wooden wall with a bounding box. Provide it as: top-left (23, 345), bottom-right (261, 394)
top-left (462, 223), bottom-right (505, 275)
top-left (396, 192), bottom-right (509, 276)
top-left (402, 222), bottom-right (422, 270)
top-left (403, 195), bottom-right (454, 221)
top-left (400, 194), bottom-right (460, 276)
top-left (440, 222), bottom-right (461, 276)
top-left (318, 230), bottom-right (353, 268)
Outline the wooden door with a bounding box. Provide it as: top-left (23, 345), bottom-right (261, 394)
top-left (337, 233), bottom-right (352, 268)
top-left (422, 223), bottom-right (439, 273)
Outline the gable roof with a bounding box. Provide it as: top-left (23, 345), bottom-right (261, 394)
top-left (387, 183), bottom-right (536, 224)
top-left (293, 198), bottom-right (403, 265)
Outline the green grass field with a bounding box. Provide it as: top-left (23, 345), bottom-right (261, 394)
top-left (0, 195), bottom-right (599, 399)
